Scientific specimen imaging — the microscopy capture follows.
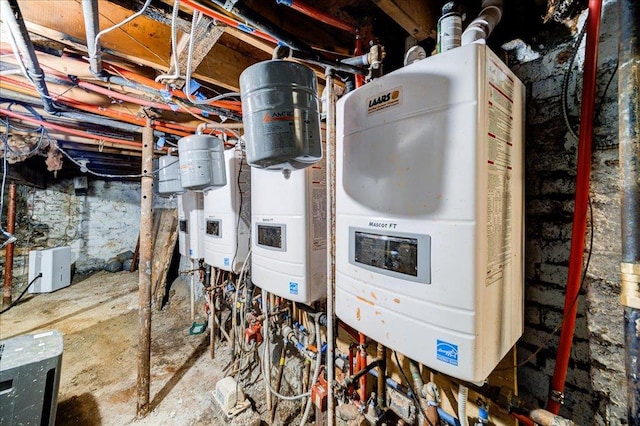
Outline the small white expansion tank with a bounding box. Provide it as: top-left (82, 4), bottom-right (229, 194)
top-left (203, 148), bottom-right (251, 272)
top-left (335, 43), bottom-right (525, 382)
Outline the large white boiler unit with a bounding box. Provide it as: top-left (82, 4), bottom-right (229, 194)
top-left (178, 191), bottom-right (205, 260)
top-left (203, 148), bottom-right (251, 273)
top-left (335, 43), bottom-right (525, 382)
top-left (251, 162), bottom-right (327, 304)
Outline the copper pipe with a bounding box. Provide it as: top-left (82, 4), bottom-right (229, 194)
top-left (136, 119), bottom-right (154, 418)
top-left (2, 183), bottom-right (17, 307)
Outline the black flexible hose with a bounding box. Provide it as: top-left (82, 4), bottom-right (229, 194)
top-left (0, 273), bottom-right (42, 315)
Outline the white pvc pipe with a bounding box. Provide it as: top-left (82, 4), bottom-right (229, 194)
top-left (461, 1), bottom-right (503, 45)
top-left (458, 384), bottom-right (469, 426)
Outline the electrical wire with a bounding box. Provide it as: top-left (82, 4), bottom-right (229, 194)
top-left (183, 10), bottom-right (241, 106)
top-left (393, 350), bottom-right (436, 426)
top-left (91, 0), bottom-right (153, 67)
top-left (0, 273), bottom-right (42, 315)
top-left (155, 0), bottom-right (181, 82)
top-left (561, 19), bottom-right (587, 141)
top-left (495, 195), bottom-right (594, 372)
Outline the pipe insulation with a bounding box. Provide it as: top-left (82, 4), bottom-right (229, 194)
top-left (0, 0), bottom-right (56, 113)
top-left (619, 0), bottom-right (640, 424)
top-left (81, 0), bottom-right (103, 76)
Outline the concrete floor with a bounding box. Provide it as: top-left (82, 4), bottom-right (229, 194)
top-left (0, 270), bottom-right (279, 425)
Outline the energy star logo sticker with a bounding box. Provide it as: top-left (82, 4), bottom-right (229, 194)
top-left (436, 340), bottom-right (458, 366)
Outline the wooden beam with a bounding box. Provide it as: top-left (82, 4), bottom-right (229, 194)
top-left (15, 0), bottom-right (259, 91)
top-left (371, 0), bottom-right (438, 41)
top-left (170, 14), bottom-right (224, 89)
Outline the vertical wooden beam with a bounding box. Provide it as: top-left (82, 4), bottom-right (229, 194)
top-left (136, 118), bottom-right (154, 418)
top-left (2, 183), bottom-right (17, 307)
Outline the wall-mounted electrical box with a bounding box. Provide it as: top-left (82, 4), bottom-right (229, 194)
top-left (28, 247), bottom-right (71, 294)
top-left (178, 191), bottom-right (205, 259)
top-left (178, 135), bottom-right (226, 191)
top-left (154, 155), bottom-right (185, 197)
top-left (240, 60), bottom-right (322, 170)
top-left (251, 159), bottom-right (326, 304)
top-left (335, 43), bottom-right (525, 383)
top-left (0, 331), bottom-right (64, 426)
top-left (203, 148), bottom-right (251, 273)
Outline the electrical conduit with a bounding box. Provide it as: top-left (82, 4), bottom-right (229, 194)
top-left (547, 0), bottom-right (602, 414)
top-left (618, 0), bottom-right (640, 423)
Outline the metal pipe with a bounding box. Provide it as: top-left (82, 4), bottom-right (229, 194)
top-left (619, 0), bottom-right (640, 423)
top-left (376, 343), bottom-right (386, 409)
top-left (547, 0), bottom-right (602, 414)
top-left (2, 184), bottom-right (17, 307)
top-left (136, 118), bottom-right (154, 418)
top-left (270, 344), bottom-right (287, 423)
top-left (0, 0), bottom-right (56, 113)
top-left (180, 0), bottom-right (278, 45)
top-left (358, 333), bottom-right (367, 401)
top-left (210, 0), bottom-right (313, 53)
top-left (325, 66), bottom-right (336, 426)
top-left (81, 0), bottom-right (103, 76)
top-left (275, 0), bottom-right (356, 33)
top-left (409, 360), bottom-right (431, 422)
top-left (0, 108), bottom-right (144, 147)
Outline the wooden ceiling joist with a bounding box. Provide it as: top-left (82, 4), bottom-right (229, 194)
top-left (372, 0), bottom-right (438, 41)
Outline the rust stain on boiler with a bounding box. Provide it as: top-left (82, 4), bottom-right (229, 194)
top-left (371, 292), bottom-right (377, 300)
top-left (375, 311), bottom-right (381, 316)
top-left (356, 296), bottom-right (375, 306)
top-left (393, 298), bottom-right (401, 304)
top-left (356, 307), bottom-right (361, 321)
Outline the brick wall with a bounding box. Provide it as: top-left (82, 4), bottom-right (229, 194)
top-left (506, 1), bottom-right (625, 423)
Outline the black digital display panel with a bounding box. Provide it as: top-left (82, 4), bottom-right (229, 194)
top-left (354, 231), bottom-right (418, 277)
top-left (206, 220), bottom-right (221, 237)
top-left (257, 224), bottom-right (283, 249)
top-left (179, 220), bottom-right (187, 233)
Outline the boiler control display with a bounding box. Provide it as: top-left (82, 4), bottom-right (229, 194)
top-left (206, 219), bottom-right (221, 237)
top-left (179, 220), bottom-right (187, 233)
top-left (354, 231), bottom-right (418, 276)
top-left (349, 227), bottom-right (431, 284)
top-left (256, 223), bottom-right (286, 251)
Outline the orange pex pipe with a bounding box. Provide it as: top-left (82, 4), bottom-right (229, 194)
top-left (547, 0), bottom-right (602, 414)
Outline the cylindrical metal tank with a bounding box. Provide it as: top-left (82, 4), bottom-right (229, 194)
top-left (240, 60), bottom-right (322, 170)
top-left (178, 135), bottom-right (226, 191)
top-left (155, 155), bottom-right (185, 196)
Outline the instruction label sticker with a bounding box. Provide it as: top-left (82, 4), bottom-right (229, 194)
top-left (224, 257), bottom-right (230, 267)
top-left (366, 86), bottom-right (402, 115)
top-left (436, 340), bottom-right (458, 366)
top-left (289, 282), bottom-right (299, 295)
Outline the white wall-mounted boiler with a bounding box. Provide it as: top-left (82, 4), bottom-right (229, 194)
top-left (203, 148), bottom-right (251, 273)
top-left (251, 161), bottom-right (327, 304)
top-left (178, 191), bottom-right (205, 259)
top-left (335, 43), bottom-right (525, 382)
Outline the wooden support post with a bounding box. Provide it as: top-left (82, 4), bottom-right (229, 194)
top-left (136, 118), bottom-right (154, 418)
top-left (3, 183), bottom-right (17, 307)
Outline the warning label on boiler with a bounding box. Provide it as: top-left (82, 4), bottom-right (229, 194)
top-left (486, 57), bottom-right (516, 287)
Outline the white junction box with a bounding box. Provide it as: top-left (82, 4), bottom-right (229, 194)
top-left (335, 43), bottom-right (525, 382)
top-left (178, 191), bottom-right (205, 259)
top-left (251, 160), bottom-right (327, 304)
top-left (28, 247), bottom-right (71, 293)
top-left (204, 148), bottom-right (251, 273)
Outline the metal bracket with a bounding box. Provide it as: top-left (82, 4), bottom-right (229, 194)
top-left (223, 0), bottom-right (238, 11)
top-left (549, 389), bottom-right (565, 405)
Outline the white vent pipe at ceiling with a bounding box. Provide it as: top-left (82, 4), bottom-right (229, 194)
top-left (461, 0), bottom-right (503, 45)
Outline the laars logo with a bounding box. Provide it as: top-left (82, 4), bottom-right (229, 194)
top-left (366, 87), bottom-right (401, 114)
